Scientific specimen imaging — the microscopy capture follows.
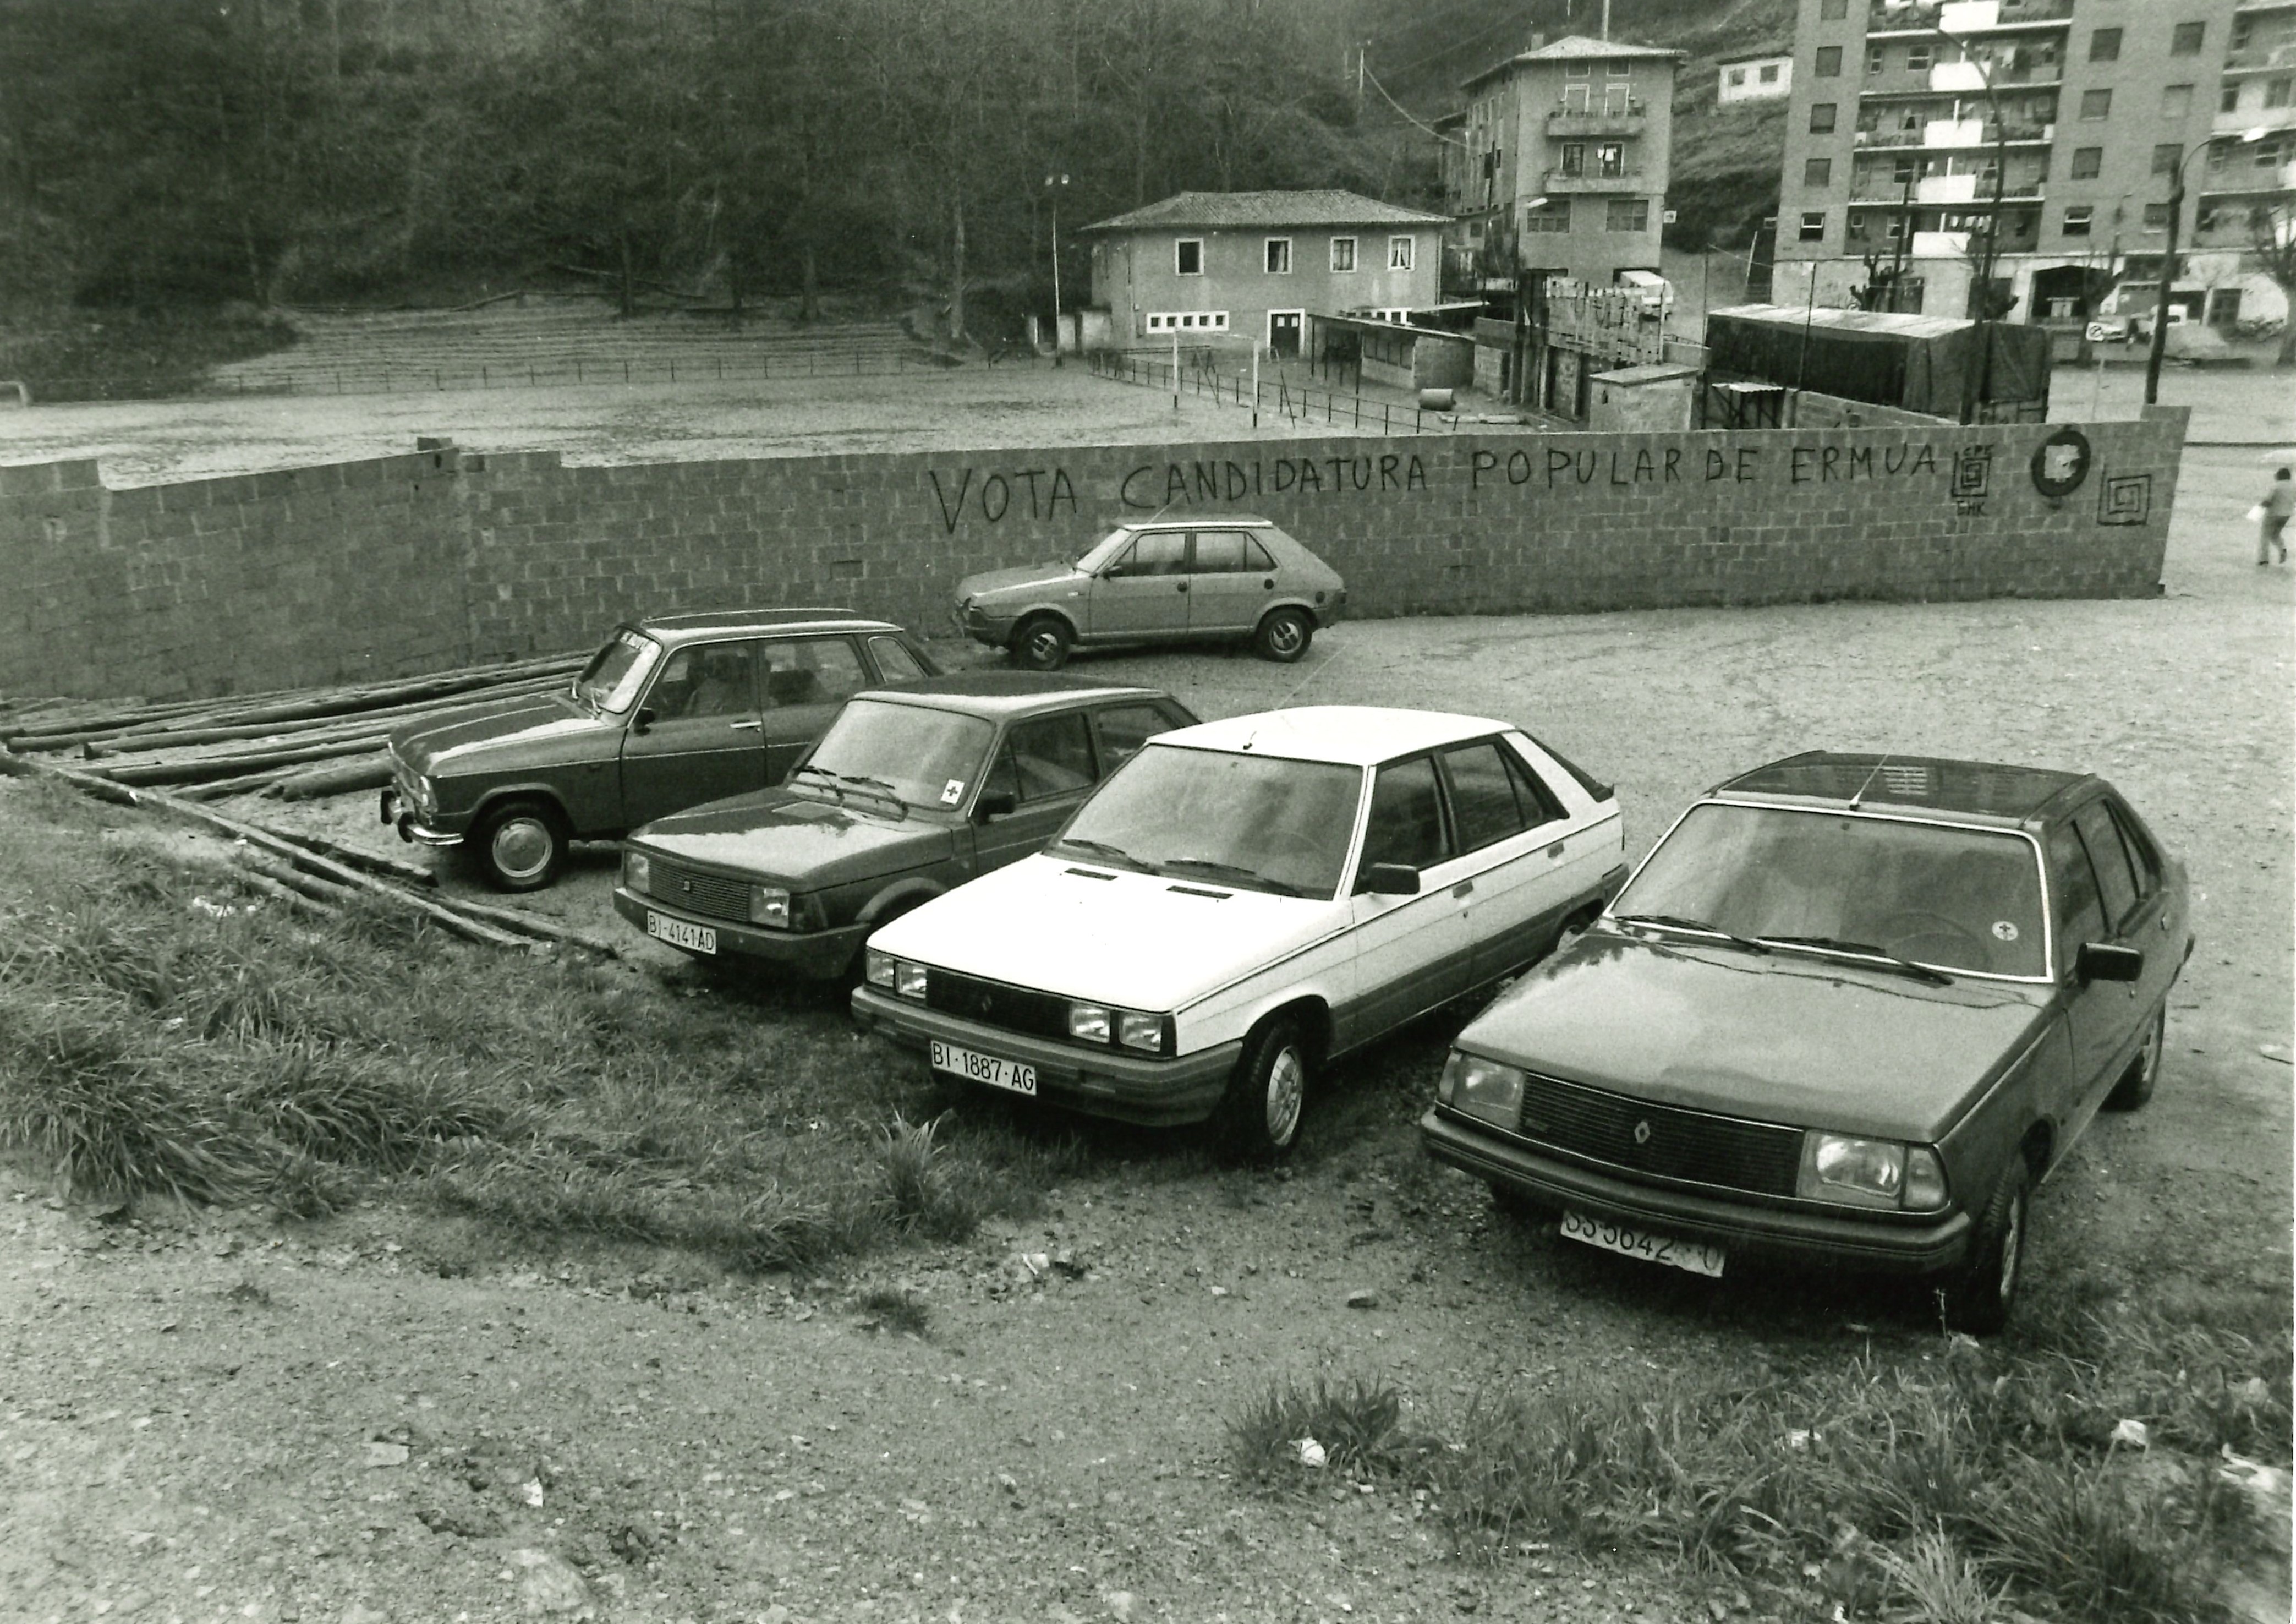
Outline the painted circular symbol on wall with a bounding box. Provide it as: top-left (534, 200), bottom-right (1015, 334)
top-left (2030, 425), bottom-right (2093, 500)
top-left (1992, 920), bottom-right (2021, 942)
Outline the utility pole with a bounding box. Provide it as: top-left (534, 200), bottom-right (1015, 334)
top-left (2145, 129), bottom-right (2265, 404)
top-left (1357, 42), bottom-right (1368, 111)
top-left (1044, 173), bottom-right (1070, 364)
top-left (1601, 0), bottom-right (1612, 41)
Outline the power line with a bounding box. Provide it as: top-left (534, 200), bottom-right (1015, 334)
top-left (1376, 7), bottom-right (1546, 85)
top-left (1362, 60), bottom-right (1470, 145)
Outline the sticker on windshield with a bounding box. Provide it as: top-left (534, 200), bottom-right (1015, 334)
top-left (1992, 920), bottom-right (2020, 942)
top-left (941, 779), bottom-right (965, 805)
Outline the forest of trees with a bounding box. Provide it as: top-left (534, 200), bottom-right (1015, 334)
top-left (0, 0), bottom-right (1430, 338)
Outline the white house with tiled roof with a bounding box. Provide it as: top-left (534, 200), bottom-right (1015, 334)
top-left (1444, 35), bottom-right (1683, 288)
top-left (1078, 189), bottom-right (1449, 356)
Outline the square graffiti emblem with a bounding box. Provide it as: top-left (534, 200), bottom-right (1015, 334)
top-left (1950, 444), bottom-right (1993, 500)
top-left (2096, 472), bottom-right (2153, 527)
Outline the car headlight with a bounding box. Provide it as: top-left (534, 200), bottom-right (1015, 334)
top-left (1117, 1011), bottom-right (1168, 1053)
top-left (414, 775), bottom-right (439, 817)
top-left (895, 960), bottom-right (929, 1000)
top-left (1439, 1051), bottom-right (1526, 1129)
top-left (1798, 1133), bottom-right (1949, 1211)
top-left (751, 887), bottom-right (792, 929)
top-left (1068, 1003), bottom-right (1111, 1043)
top-left (622, 849), bottom-right (651, 894)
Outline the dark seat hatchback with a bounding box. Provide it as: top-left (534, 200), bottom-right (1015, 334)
top-left (612, 672), bottom-right (1198, 981)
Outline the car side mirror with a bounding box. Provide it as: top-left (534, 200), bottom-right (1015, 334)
top-left (1361, 862), bottom-right (1421, 896)
top-left (1102, 564), bottom-right (1127, 579)
top-left (632, 706), bottom-right (657, 734)
top-left (973, 790), bottom-right (1017, 822)
top-left (2075, 941), bottom-right (2144, 983)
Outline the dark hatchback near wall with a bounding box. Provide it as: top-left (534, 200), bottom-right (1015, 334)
top-left (382, 609), bottom-right (939, 890)
top-left (612, 673), bottom-right (1198, 980)
top-left (1420, 753), bottom-right (2192, 1333)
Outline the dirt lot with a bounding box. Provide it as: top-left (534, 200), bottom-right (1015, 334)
top-left (2, 393), bottom-right (2290, 1624)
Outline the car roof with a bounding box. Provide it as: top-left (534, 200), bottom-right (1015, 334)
top-left (1118, 515), bottom-right (1276, 532)
top-left (856, 671), bottom-right (1174, 719)
top-left (632, 609), bottom-right (902, 643)
top-left (1153, 705), bottom-right (1514, 767)
top-left (1712, 752), bottom-right (2095, 825)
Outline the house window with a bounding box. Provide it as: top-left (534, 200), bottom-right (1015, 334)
top-left (1605, 58), bottom-right (1630, 79)
top-left (1388, 235), bottom-right (1415, 270)
top-left (1820, 0), bottom-right (1846, 17)
top-left (1598, 142), bottom-right (1625, 177)
top-left (1893, 154), bottom-right (1917, 183)
top-left (2170, 20), bottom-right (2204, 56)
top-left (1564, 61), bottom-right (1591, 78)
top-left (1799, 210), bottom-right (1827, 242)
top-left (1524, 199), bottom-right (1572, 233)
top-left (2070, 145), bottom-right (2102, 178)
top-left (1810, 102), bottom-right (1837, 133)
top-left (1906, 44), bottom-right (1932, 70)
top-left (2141, 201), bottom-right (2171, 229)
top-left (1815, 46), bottom-right (1841, 77)
top-left (2152, 143), bottom-right (2183, 175)
top-left (1330, 236), bottom-right (1357, 272)
top-left (1175, 239), bottom-right (1203, 275)
top-left (1142, 311), bottom-right (1229, 333)
top-left (2080, 89), bottom-right (2111, 119)
top-left (2089, 27), bottom-right (2121, 61)
top-left (1805, 157), bottom-right (1833, 187)
top-left (2223, 83), bottom-right (2243, 112)
top-left (1264, 238), bottom-right (1291, 274)
top-left (1847, 211), bottom-right (1868, 238)
top-left (1760, 62), bottom-right (1781, 82)
top-left (2161, 84), bottom-right (2192, 119)
top-left (2269, 77), bottom-right (2294, 108)
top-left (1560, 142), bottom-right (1586, 175)
top-left (2063, 204), bottom-right (2093, 236)
top-left (1606, 199), bottom-right (1650, 232)
top-left (1729, 67), bottom-right (1746, 86)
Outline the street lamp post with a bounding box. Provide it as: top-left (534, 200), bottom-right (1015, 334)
top-left (2145, 129), bottom-right (2267, 404)
top-left (1044, 172), bottom-right (1070, 363)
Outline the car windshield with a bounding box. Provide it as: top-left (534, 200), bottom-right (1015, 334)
top-left (796, 698), bottom-right (994, 811)
top-left (1614, 803), bottom-right (2047, 978)
top-left (1073, 527), bottom-right (1135, 570)
top-left (1053, 745), bottom-right (1362, 899)
top-left (575, 630), bottom-right (661, 713)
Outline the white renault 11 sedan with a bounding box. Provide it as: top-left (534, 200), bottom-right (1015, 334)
top-left (850, 707), bottom-right (1627, 1158)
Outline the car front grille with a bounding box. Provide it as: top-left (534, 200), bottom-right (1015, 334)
top-left (649, 859), bottom-right (753, 923)
top-left (1511, 1071), bottom-right (1804, 1198)
top-left (923, 969), bottom-right (1073, 1043)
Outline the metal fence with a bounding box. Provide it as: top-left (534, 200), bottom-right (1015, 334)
top-left (1087, 348), bottom-right (1446, 435)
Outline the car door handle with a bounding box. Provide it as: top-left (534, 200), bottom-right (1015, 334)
top-left (1546, 841), bottom-right (1565, 859)
top-left (1264, 579), bottom-right (1275, 589)
top-left (1175, 582), bottom-right (1188, 593)
top-left (728, 720), bottom-right (763, 732)
top-left (1453, 879), bottom-right (1474, 899)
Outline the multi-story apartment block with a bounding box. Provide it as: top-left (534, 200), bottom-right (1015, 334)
top-left (1439, 36), bottom-right (1684, 293)
top-left (1776, 0), bottom-right (2294, 330)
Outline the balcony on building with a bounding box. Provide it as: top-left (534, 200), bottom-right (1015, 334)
top-left (1545, 101), bottom-right (1648, 138)
top-left (2199, 156), bottom-right (2296, 195)
top-left (1867, 0), bottom-right (2074, 36)
top-left (2217, 103), bottom-right (2296, 136)
top-left (1543, 168), bottom-right (1648, 193)
top-left (2222, 41), bottom-right (2296, 73)
top-left (1850, 173), bottom-right (2047, 203)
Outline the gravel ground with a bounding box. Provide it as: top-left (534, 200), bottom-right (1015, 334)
top-left (2, 421), bottom-right (2289, 1623)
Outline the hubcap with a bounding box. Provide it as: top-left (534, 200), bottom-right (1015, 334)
top-left (1264, 1045), bottom-right (1305, 1146)
top-left (491, 817), bottom-right (555, 881)
top-left (1268, 619), bottom-right (1303, 654)
top-left (1027, 629), bottom-right (1062, 663)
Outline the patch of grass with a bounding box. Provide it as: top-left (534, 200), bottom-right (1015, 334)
top-left (873, 1112), bottom-right (980, 1241)
top-left (858, 1287), bottom-right (931, 1337)
top-left (1228, 1375), bottom-right (1438, 1486)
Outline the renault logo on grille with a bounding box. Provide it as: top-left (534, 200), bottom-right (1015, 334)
top-left (969, 992), bottom-right (994, 1019)
top-left (1632, 1119), bottom-right (1652, 1146)
top-left (680, 879), bottom-right (693, 894)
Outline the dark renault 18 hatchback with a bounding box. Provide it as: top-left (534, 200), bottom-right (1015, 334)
top-left (1421, 752), bottom-right (2192, 1333)
top-left (382, 609), bottom-right (939, 890)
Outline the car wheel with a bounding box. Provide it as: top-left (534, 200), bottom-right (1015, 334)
top-left (1253, 608), bottom-right (1313, 664)
top-left (472, 799), bottom-right (567, 892)
top-left (1214, 1015), bottom-right (1309, 1162)
top-left (2104, 1005), bottom-right (2165, 1111)
top-left (1941, 1159), bottom-right (2028, 1336)
top-left (1011, 617), bottom-right (1071, 671)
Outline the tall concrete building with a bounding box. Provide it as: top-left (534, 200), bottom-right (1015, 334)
top-left (1774, 0), bottom-right (2296, 329)
top-left (1438, 36), bottom-right (1684, 293)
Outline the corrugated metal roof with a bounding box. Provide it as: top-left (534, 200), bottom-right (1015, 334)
top-left (1708, 303), bottom-right (1976, 339)
top-left (1078, 189), bottom-right (1449, 233)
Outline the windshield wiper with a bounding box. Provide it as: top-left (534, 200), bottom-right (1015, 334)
top-left (1757, 934), bottom-right (1952, 985)
top-left (1048, 836), bottom-right (1147, 870)
top-left (1611, 913), bottom-right (1771, 954)
top-left (1159, 856), bottom-right (1303, 897)
top-left (798, 766), bottom-right (909, 816)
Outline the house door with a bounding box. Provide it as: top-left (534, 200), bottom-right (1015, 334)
top-left (1269, 310), bottom-right (1302, 358)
